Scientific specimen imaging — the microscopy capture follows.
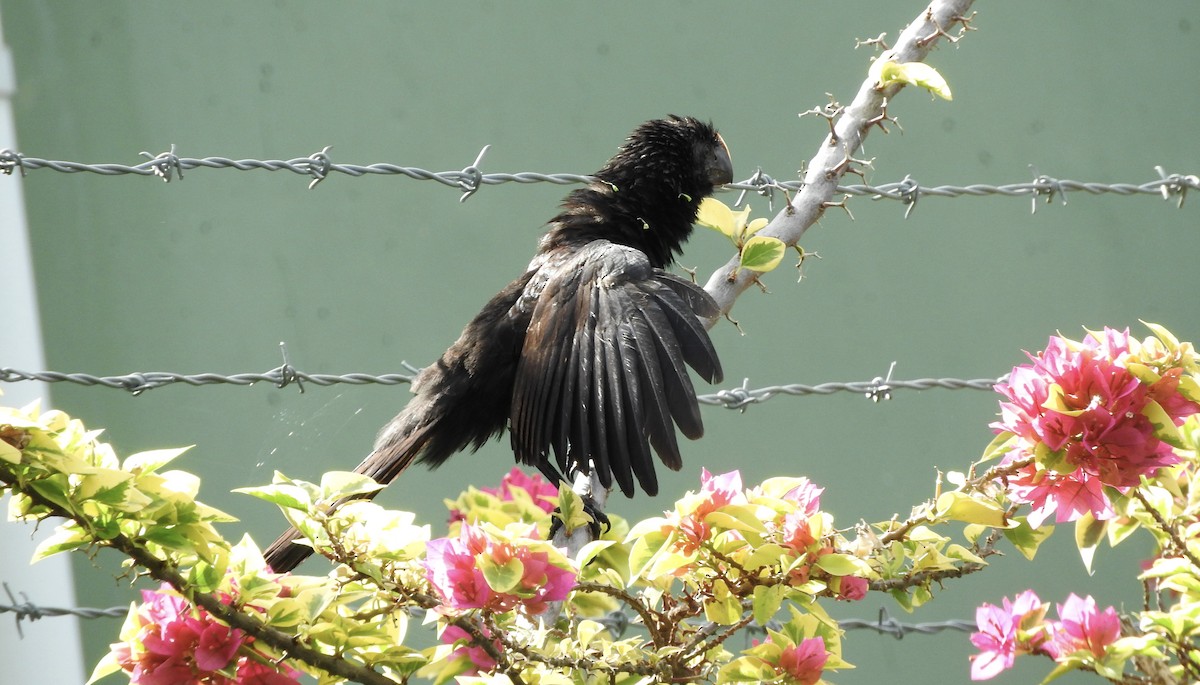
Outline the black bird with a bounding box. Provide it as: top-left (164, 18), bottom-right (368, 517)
top-left (264, 116), bottom-right (731, 572)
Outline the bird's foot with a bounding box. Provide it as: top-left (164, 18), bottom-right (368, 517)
top-left (548, 496), bottom-right (611, 540)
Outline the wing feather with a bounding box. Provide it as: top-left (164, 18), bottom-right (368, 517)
top-left (510, 241), bottom-right (722, 498)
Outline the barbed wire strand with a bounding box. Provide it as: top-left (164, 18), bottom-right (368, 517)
top-left (0, 364), bottom-right (1005, 407)
top-left (0, 586), bottom-right (970, 643)
top-left (1, 583), bottom-right (127, 638)
top-left (1, 148), bottom-right (1196, 212)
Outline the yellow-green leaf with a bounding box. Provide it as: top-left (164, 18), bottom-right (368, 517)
top-left (979, 431), bottom-right (1016, 463)
top-left (874, 60), bottom-right (953, 100)
top-left (123, 446), bottom-right (192, 474)
top-left (739, 236), bottom-right (785, 273)
top-left (1143, 398), bottom-right (1184, 448)
top-left (814, 553), bottom-right (871, 577)
top-left (703, 579), bottom-right (742, 625)
top-left (934, 491), bottom-right (1009, 527)
top-left (320, 471), bottom-right (385, 500)
top-left (31, 523), bottom-right (90, 561)
top-left (1075, 511), bottom-right (1106, 575)
top-left (696, 197), bottom-right (736, 238)
top-left (1003, 519), bottom-right (1054, 560)
top-left (752, 584), bottom-right (787, 626)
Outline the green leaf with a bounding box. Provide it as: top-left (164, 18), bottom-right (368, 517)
top-left (703, 579), bottom-right (742, 625)
top-left (123, 446), bottom-right (192, 474)
top-left (696, 197), bottom-right (736, 239)
top-left (1142, 398), bottom-right (1184, 447)
top-left (0, 436), bottom-right (21, 464)
top-left (979, 431), bottom-right (1016, 463)
top-left (705, 504), bottom-right (768, 535)
top-left (234, 483), bottom-right (312, 512)
top-left (1074, 511), bottom-right (1106, 574)
top-left (554, 486), bottom-right (593, 534)
top-left (627, 527), bottom-right (670, 583)
top-left (934, 491), bottom-right (1009, 527)
top-left (86, 650), bottom-right (123, 685)
top-left (480, 555), bottom-right (524, 593)
top-left (31, 523), bottom-right (90, 561)
top-left (320, 471), bottom-right (385, 500)
top-left (1003, 519), bottom-right (1054, 560)
top-left (814, 553), bottom-right (871, 577)
top-left (752, 585), bottom-right (786, 626)
top-left (719, 656), bottom-right (777, 683)
top-left (875, 60), bottom-right (953, 100)
top-left (739, 236), bottom-right (785, 273)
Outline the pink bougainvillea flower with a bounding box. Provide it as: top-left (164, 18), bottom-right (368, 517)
top-left (969, 590), bottom-right (1048, 680)
top-left (781, 477), bottom-right (824, 517)
top-left (482, 467), bottom-right (559, 514)
top-left (1005, 465), bottom-right (1114, 529)
top-left (777, 637), bottom-right (828, 685)
top-left (425, 522), bottom-right (576, 614)
top-left (993, 329), bottom-right (1198, 524)
top-left (424, 527), bottom-right (495, 611)
top-left (699, 468), bottom-right (745, 512)
top-left (194, 621), bottom-right (245, 672)
top-left (1043, 594), bottom-right (1120, 660)
top-left (235, 658), bottom-right (303, 685)
top-left (666, 469), bottom-right (747, 555)
top-left (441, 624), bottom-right (498, 675)
top-left (106, 582), bottom-right (301, 685)
top-left (779, 510), bottom-right (818, 553)
top-left (835, 575), bottom-right (869, 602)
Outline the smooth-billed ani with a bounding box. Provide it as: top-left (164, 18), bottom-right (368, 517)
top-left (264, 115), bottom-right (732, 572)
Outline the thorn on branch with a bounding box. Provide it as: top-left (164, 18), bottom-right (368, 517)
top-left (826, 144), bottom-right (873, 182)
top-left (799, 94), bottom-right (843, 145)
top-left (139, 144), bottom-right (183, 183)
top-left (820, 196), bottom-right (854, 221)
top-left (723, 313), bottom-right (745, 337)
top-left (865, 99), bottom-right (903, 135)
top-left (855, 32), bottom-right (890, 51)
top-left (916, 11), bottom-right (978, 48)
top-left (794, 246), bottom-right (820, 283)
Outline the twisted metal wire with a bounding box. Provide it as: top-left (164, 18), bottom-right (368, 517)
top-left (0, 363), bottom-right (1004, 406)
top-left (3, 585), bottom-right (972, 643)
top-left (1, 147), bottom-right (1195, 210)
top-left (1, 583), bottom-right (127, 638)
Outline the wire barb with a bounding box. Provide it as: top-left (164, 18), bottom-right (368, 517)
top-left (866, 361), bottom-right (897, 402)
top-left (305, 146), bottom-right (333, 190)
top-left (0, 148), bottom-right (27, 177)
top-left (0, 583), bottom-right (128, 638)
top-left (275, 341), bottom-right (304, 393)
top-left (457, 144), bottom-right (490, 202)
top-left (139, 144), bottom-right (183, 183)
top-left (1154, 165), bottom-right (1199, 209)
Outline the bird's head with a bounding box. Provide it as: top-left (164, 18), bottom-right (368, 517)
top-left (577, 116), bottom-right (732, 266)
top-left (600, 115), bottom-right (733, 202)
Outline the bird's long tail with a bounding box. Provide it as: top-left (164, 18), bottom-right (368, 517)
top-left (262, 415), bottom-right (432, 572)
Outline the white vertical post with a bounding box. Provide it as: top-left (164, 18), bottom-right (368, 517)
top-left (0, 10), bottom-right (88, 683)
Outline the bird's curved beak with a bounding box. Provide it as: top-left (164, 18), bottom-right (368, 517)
top-left (708, 134), bottom-right (734, 186)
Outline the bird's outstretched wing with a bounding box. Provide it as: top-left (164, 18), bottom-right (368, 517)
top-left (510, 240), bottom-right (722, 497)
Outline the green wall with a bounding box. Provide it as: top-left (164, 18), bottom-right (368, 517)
top-left (2, 2), bottom-right (1197, 683)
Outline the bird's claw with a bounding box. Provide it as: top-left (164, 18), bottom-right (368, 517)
top-left (547, 496), bottom-right (611, 540)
